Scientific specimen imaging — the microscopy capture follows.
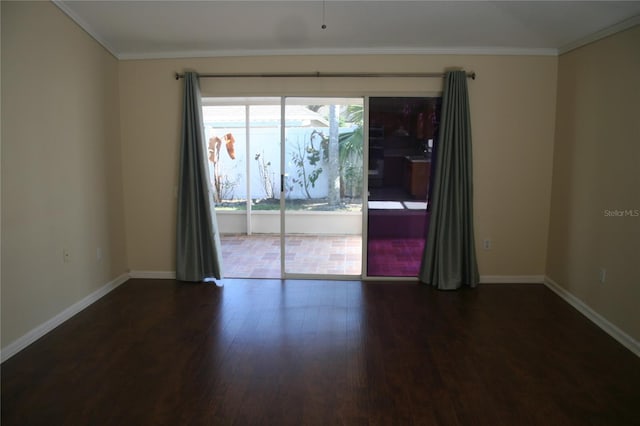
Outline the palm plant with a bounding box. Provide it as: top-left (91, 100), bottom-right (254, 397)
top-left (338, 105), bottom-right (364, 197)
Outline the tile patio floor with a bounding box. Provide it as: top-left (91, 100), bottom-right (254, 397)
top-left (220, 234), bottom-right (363, 278)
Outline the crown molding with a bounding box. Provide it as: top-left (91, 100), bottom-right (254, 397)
top-left (118, 46), bottom-right (558, 61)
top-left (558, 15), bottom-right (640, 55)
top-left (51, 0), bottom-right (119, 59)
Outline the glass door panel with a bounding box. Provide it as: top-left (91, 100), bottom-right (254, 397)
top-left (203, 98), bottom-right (282, 279)
top-left (282, 97), bottom-right (364, 277)
top-left (366, 97), bottom-right (441, 277)
top-left (248, 102), bottom-right (282, 233)
top-left (247, 102), bottom-right (282, 277)
top-left (203, 104), bottom-right (246, 209)
top-left (203, 103), bottom-right (251, 277)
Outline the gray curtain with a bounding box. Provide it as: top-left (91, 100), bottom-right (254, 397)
top-left (176, 72), bottom-right (223, 282)
top-left (419, 70), bottom-right (479, 290)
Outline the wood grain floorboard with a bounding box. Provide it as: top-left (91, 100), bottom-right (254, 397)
top-left (1, 279), bottom-right (639, 425)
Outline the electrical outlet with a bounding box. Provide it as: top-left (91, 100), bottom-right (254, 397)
top-left (599, 268), bottom-right (606, 284)
top-left (63, 248), bottom-right (71, 263)
top-left (96, 247), bottom-right (102, 262)
top-left (483, 239), bottom-right (491, 250)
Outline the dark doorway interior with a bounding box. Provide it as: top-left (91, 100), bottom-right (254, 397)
top-left (367, 96), bottom-right (442, 277)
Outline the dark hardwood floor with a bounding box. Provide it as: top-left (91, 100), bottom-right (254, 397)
top-left (2, 279), bottom-right (639, 425)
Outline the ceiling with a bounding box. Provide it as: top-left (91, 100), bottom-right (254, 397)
top-left (54, 1), bottom-right (640, 59)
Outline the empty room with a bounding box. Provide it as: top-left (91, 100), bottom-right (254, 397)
top-left (2, 1), bottom-right (639, 424)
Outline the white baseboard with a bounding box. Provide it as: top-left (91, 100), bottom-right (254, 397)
top-left (480, 275), bottom-right (545, 284)
top-left (544, 276), bottom-right (640, 357)
top-left (1, 273), bottom-right (130, 363)
top-left (128, 270), bottom-right (176, 279)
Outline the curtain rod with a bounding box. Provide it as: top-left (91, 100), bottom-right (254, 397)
top-left (174, 71), bottom-right (476, 80)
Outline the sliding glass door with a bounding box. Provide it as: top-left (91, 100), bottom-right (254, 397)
top-left (203, 98), bottom-right (282, 278)
top-left (366, 96), bottom-right (441, 277)
top-left (203, 97), bottom-right (364, 279)
top-left (282, 97), bottom-right (364, 277)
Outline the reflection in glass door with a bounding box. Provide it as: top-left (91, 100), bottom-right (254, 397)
top-left (282, 97), bottom-right (364, 277)
top-left (366, 97), bottom-right (442, 277)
